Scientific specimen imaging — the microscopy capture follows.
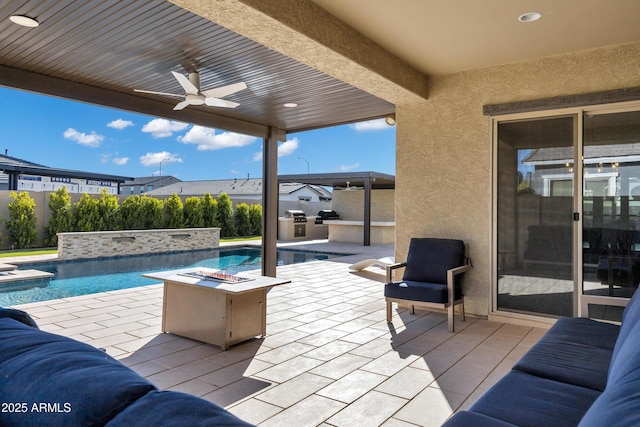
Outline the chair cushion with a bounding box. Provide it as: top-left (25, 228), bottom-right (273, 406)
top-left (385, 280), bottom-right (460, 304)
top-left (402, 238), bottom-right (465, 284)
top-left (469, 371), bottom-right (601, 427)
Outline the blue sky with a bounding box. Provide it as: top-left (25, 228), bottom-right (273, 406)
top-left (0, 87), bottom-right (395, 181)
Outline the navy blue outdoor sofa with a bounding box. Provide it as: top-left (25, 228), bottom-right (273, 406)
top-left (0, 307), bottom-right (253, 427)
top-left (443, 286), bottom-right (640, 426)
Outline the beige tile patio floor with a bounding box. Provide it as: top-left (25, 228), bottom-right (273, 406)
top-left (9, 241), bottom-right (546, 426)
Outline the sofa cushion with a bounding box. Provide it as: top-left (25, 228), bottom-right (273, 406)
top-left (443, 411), bottom-right (518, 426)
top-left (0, 318), bottom-right (156, 427)
top-left (579, 316), bottom-right (640, 426)
top-left (610, 288), bottom-right (640, 369)
top-left (105, 390), bottom-right (254, 426)
top-left (469, 371), bottom-right (601, 427)
top-left (543, 317), bottom-right (620, 350)
top-left (514, 336), bottom-right (612, 391)
top-left (0, 307), bottom-right (38, 328)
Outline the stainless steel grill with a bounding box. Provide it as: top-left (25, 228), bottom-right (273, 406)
top-left (284, 210), bottom-right (307, 223)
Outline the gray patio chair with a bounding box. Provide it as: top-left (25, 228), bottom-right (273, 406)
top-left (385, 238), bottom-right (471, 332)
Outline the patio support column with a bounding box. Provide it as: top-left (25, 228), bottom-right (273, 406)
top-left (262, 127), bottom-right (285, 277)
top-left (363, 176), bottom-right (372, 246)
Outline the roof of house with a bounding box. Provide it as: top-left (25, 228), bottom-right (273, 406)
top-left (122, 176), bottom-right (182, 186)
top-left (0, 154), bottom-right (132, 182)
top-left (523, 144), bottom-right (640, 165)
top-left (146, 178), bottom-right (332, 198)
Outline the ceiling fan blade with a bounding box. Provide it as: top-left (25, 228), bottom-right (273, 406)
top-left (204, 97), bottom-right (240, 109)
top-left (201, 82), bottom-right (247, 99)
top-left (173, 100), bottom-right (191, 110)
top-left (134, 89), bottom-right (183, 98)
top-left (171, 71), bottom-right (198, 95)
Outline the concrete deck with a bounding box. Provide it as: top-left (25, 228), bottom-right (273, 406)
top-left (8, 241), bottom-right (545, 426)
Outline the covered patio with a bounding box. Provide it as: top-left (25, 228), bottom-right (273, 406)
top-left (10, 242), bottom-right (544, 426)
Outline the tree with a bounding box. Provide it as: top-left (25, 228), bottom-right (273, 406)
top-left (249, 203), bottom-right (262, 236)
top-left (201, 193), bottom-right (219, 228)
top-left (216, 193), bottom-right (235, 237)
top-left (119, 195), bottom-right (144, 230)
top-left (234, 203), bottom-right (251, 236)
top-left (163, 194), bottom-right (184, 228)
top-left (141, 196), bottom-right (164, 229)
top-left (74, 193), bottom-right (101, 232)
top-left (97, 189), bottom-right (120, 230)
top-left (183, 196), bottom-right (204, 228)
top-left (6, 191), bottom-right (38, 249)
top-left (45, 186), bottom-right (74, 246)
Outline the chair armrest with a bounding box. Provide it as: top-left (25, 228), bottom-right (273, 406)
top-left (447, 264), bottom-right (472, 305)
top-left (386, 262), bottom-right (407, 283)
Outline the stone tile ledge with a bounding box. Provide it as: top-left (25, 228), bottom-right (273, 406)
top-left (57, 228), bottom-right (221, 261)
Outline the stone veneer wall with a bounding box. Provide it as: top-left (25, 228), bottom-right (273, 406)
top-left (57, 228), bottom-right (221, 260)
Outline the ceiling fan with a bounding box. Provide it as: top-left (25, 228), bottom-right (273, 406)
top-left (134, 71), bottom-right (247, 110)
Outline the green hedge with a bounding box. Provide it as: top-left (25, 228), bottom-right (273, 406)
top-left (44, 190), bottom-right (262, 241)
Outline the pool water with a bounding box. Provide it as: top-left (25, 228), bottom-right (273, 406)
top-left (0, 247), bottom-right (338, 306)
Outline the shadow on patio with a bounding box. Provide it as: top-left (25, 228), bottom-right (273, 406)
top-left (16, 243), bottom-right (546, 426)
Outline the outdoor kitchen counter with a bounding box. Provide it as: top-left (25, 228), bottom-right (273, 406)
top-left (324, 220), bottom-right (395, 245)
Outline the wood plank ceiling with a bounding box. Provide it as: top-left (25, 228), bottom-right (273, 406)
top-left (0, 0), bottom-right (395, 136)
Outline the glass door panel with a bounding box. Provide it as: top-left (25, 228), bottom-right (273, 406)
top-left (496, 116), bottom-right (576, 317)
top-left (583, 110), bottom-right (640, 307)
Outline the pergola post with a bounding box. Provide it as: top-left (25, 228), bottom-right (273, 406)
top-left (261, 127), bottom-right (285, 277)
top-left (363, 176), bottom-right (372, 246)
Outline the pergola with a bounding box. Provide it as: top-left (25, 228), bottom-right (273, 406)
top-left (3, 0), bottom-right (640, 279)
top-left (278, 172), bottom-right (395, 246)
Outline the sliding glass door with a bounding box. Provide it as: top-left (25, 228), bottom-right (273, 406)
top-left (495, 116), bottom-right (577, 317)
top-left (582, 109), bottom-right (640, 319)
top-left (494, 105), bottom-right (640, 320)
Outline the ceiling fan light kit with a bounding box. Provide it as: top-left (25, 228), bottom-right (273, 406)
top-left (134, 71), bottom-right (247, 111)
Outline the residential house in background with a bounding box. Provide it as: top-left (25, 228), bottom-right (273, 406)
top-left (120, 176), bottom-right (182, 195)
top-left (0, 153), bottom-right (130, 194)
top-left (147, 177), bottom-right (332, 216)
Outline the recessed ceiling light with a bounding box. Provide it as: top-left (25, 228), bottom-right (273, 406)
top-left (518, 12), bottom-right (542, 23)
top-left (284, 103), bottom-right (298, 108)
top-left (9, 15), bottom-right (39, 27)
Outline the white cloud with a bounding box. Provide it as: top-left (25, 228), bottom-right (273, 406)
top-left (107, 119), bottom-right (134, 130)
top-left (139, 151), bottom-right (183, 167)
top-left (63, 128), bottom-right (105, 147)
top-left (141, 119), bottom-right (188, 138)
top-left (278, 137), bottom-right (299, 157)
top-left (252, 138), bottom-right (299, 162)
top-left (349, 118), bottom-right (388, 132)
top-left (113, 157), bottom-right (129, 165)
top-left (339, 162), bottom-right (360, 172)
top-left (178, 126), bottom-right (257, 151)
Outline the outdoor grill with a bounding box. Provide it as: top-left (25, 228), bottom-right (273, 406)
top-left (315, 210), bottom-right (339, 224)
top-left (284, 210), bottom-right (307, 223)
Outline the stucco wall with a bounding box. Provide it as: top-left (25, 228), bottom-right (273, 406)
top-left (331, 189), bottom-right (395, 221)
top-left (395, 41), bottom-right (640, 317)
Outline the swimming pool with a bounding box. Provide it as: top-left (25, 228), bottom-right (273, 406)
top-left (0, 247), bottom-right (340, 306)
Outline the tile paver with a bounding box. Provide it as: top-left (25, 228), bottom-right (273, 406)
top-left (9, 241), bottom-right (546, 426)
